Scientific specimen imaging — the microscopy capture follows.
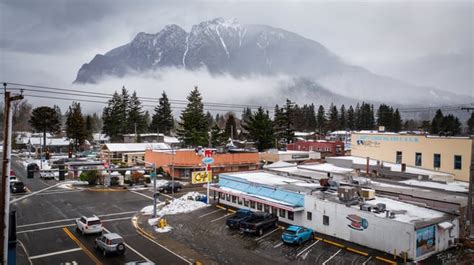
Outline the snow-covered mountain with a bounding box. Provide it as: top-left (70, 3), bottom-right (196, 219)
top-left (74, 18), bottom-right (469, 106)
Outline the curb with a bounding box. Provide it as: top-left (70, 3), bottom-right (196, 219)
top-left (375, 256), bottom-right (398, 265)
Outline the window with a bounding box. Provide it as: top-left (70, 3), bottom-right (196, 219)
top-left (454, 155), bottom-right (462, 170)
top-left (271, 207), bottom-right (277, 216)
top-left (225, 194), bottom-right (230, 201)
top-left (396, 151), bottom-right (402, 164)
top-left (219, 192), bottom-right (224, 199)
top-left (257, 202), bottom-right (263, 211)
top-left (279, 208), bottom-right (286, 218)
top-left (243, 199), bottom-right (249, 207)
top-left (231, 195), bottom-right (237, 203)
top-left (264, 204), bottom-right (270, 213)
top-left (323, 215), bottom-right (329, 226)
top-left (434, 154), bottom-right (441, 168)
top-left (307, 211), bottom-right (312, 221)
top-left (415, 153), bottom-right (422, 167)
top-left (250, 201), bottom-right (256, 209)
top-left (288, 211), bottom-right (294, 220)
top-left (238, 198), bottom-right (243, 205)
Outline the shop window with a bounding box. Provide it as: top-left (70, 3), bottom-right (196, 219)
top-left (250, 201), bottom-right (256, 209)
top-left (454, 155), bottom-right (462, 170)
top-left (271, 207), bottom-right (277, 216)
top-left (396, 151), bottom-right (402, 164)
top-left (231, 195), bottom-right (237, 203)
top-left (323, 215), bottom-right (329, 226)
top-left (307, 211), bottom-right (312, 221)
top-left (219, 192), bottom-right (224, 199)
top-left (434, 154), bottom-right (441, 168)
top-left (288, 211), bottom-right (294, 220)
top-left (238, 197), bottom-right (243, 205)
top-left (225, 194), bottom-right (230, 201)
top-left (257, 202), bottom-right (263, 211)
top-left (264, 204), bottom-right (270, 213)
top-left (415, 153), bottom-right (422, 167)
top-left (243, 199), bottom-right (249, 207)
top-left (279, 208), bottom-right (286, 218)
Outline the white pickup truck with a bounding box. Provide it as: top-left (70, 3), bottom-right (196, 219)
top-left (76, 216), bottom-right (103, 235)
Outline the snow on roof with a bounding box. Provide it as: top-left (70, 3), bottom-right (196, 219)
top-left (277, 150), bottom-right (316, 154)
top-left (294, 132), bottom-right (315, 137)
top-left (93, 133), bottom-right (110, 141)
top-left (163, 136), bottom-right (180, 144)
top-left (298, 163), bottom-right (353, 175)
top-left (219, 187), bottom-right (297, 206)
top-left (263, 161), bottom-right (296, 169)
top-left (16, 135), bottom-right (70, 146)
top-left (105, 143), bottom-right (171, 152)
top-left (224, 171), bottom-right (303, 186)
top-left (362, 197), bottom-right (445, 224)
top-left (399, 179), bottom-right (468, 193)
top-left (328, 130), bottom-right (351, 135)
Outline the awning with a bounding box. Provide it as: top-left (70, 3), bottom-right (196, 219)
top-left (209, 185), bottom-right (305, 212)
top-left (438, 222), bottom-right (453, 230)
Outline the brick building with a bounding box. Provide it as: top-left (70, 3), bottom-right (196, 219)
top-left (286, 140), bottom-right (345, 157)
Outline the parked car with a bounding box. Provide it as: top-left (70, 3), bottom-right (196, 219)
top-left (239, 212), bottom-right (278, 236)
top-left (40, 171), bottom-right (55, 180)
top-left (226, 209), bottom-right (253, 229)
top-left (281, 225), bottom-right (314, 245)
top-left (9, 176), bottom-right (18, 183)
top-left (10, 181), bottom-right (27, 193)
top-left (76, 216), bottom-right (103, 235)
top-left (157, 181), bottom-right (182, 193)
top-left (94, 233), bottom-right (126, 257)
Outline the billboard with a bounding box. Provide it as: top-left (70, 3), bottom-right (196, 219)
top-left (192, 171), bottom-right (212, 184)
top-left (416, 225), bottom-right (436, 258)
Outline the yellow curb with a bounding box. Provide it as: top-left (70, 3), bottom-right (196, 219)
top-left (314, 236), bottom-right (323, 241)
top-left (346, 247), bottom-right (369, 257)
top-left (228, 209), bottom-right (236, 213)
top-left (215, 205), bottom-right (227, 211)
top-left (323, 239), bottom-right (345, 248)
top-left (375, 256), bottom-right (397, 265)
top-left (278, 225), bottom-right (286, 230)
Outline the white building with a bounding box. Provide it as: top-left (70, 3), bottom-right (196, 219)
top-left (101, 142), bottom-right (170, 163)
top-left (211, 171), bottom-right (459, 262)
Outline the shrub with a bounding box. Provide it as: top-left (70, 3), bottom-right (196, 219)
top-left (131, 171), bottom-right (144, 184)
top-left (79, 170), bottom-right (100, 185)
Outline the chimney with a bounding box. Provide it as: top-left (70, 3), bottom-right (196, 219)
top-left (366, 157), bottom-right (370, 175)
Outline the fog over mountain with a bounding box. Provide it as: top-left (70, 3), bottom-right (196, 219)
top-left (74, 18), bottom-right (470, 107)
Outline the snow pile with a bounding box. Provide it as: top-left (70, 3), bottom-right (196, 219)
top-left (155, 226), bottom-right (173, 233)
top-left (57, 180), bottom-right (89, 190)
top-left (140, 192), bottom-right (208, 217)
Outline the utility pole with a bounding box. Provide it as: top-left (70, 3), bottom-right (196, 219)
top-left (1, 83), bottom-right (23, 264)
top-left (461, 106), bottom-right (474, 239)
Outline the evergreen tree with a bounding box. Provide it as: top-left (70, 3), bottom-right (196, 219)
top-left (150, 91), bottom-right (174, 135)
top-left (306, 104), bottom-right (317, 131)
top-left (377, 104), bottom-right (393, 130)
top-left (358, 102), bottom-right (375, 130)
top-left (224, 113), bottom-right (238, 139)
top-left (354, 103), bottom-right (361, 130)
top-left (127, 91), bottom-right (146, 136)
top-left (206, 111), bottom-right (214, 130)
top-left (327, 103), bottom-right (339, 132)
top-left (143, 111), bottom-right (151, 132)
top-left (85, 115), bottom-right (93, 141)
top-left (283, 99), bottom-right (295, 143)
top-left (29, 106), bottom-right (61, 153)
top-left (392, 109), bottom-right (402, 132)
top-left (177, 87), bottom-right (209, 147)
top-left (102, 91), bottom-right (124, 142)
top-left (467, 113), bottom-right (474, 135)
top-left (347, 105), bottom-right (355, 130)
top-left (430, 109), bottom-right (444, 134)
top-left (65, 102), bottom-right (87, 150)
top-left (273, 104), bottom-right (286, 145)
top-left (442, 114), bottom-right (461, 136)
top-left (421, 120), bottom-right (431, 132)
top-left (243, 107), bottom-right (274, 151)
top-left (210, 123), bottom-right (225, 147)
top-left (339, 105), bottom-right (346, 130)
top-left (316, 105), bottom-right (326, 133)
top-left (120, 86), bottom-right (130, 135)
top-left (91, 113), bottom-right (102, 133)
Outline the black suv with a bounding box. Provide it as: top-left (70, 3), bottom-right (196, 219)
top-left (10, 181), bottom-right (27, 193)
top-left (157, 181), bottom-right (182, 193)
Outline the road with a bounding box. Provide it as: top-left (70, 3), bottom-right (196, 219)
top-left (9, 155), bottom-right (192, 265)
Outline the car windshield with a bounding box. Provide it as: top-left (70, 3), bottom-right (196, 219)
top-left (284, 230), bottom-right (297, 235)
top-left (12, 182), bottom-right (24, 187)
top-left (88, 220), bottom-right (101, 225)
top-left (236, 212), bottom-right (249, 218)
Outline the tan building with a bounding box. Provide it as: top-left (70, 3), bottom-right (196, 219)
top-left (351, 132), bottom-right (473, 182)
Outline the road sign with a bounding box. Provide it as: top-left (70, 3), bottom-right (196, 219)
top-left (201, 157), bottom-right (214, 165)
top-left (192, 171), bottom-right (212, 184)
top-left (150, 172), bottom-right (157, 179)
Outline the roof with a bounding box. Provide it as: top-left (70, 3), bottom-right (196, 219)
top-left (298, 163), bottom-right (353, 175)
top-left (16, 135), bottom-right (71, 146)
top-left (223, 171), bottom-right (304, 186)
top-left (103, 233), bottom-right (123, 240)
top-left (93, 133), bottom-right (110, 141)
top-left (263, 161), bottom-right (296, 169)
top-left (104, 143), bottom-right (171, 152)
top-left (286, 225), bottom-right (302, 231)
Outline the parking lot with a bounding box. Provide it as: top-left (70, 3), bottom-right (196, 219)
top-left (143, 203), bottom-right (385, 265)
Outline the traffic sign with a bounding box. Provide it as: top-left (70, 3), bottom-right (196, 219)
top-left (150, 172), bottom-right (157, 179)
top-left (202, 157), bottom-right (214, 165)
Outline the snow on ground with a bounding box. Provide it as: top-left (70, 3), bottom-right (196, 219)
top-left (141, 192), bottom-right (208, 217)
top-left (155, 226), bottom-right (173, 233)
top-left (399, 179), bottom-right (468, 193)
top-left (57, 180), bottom-right (89, 190)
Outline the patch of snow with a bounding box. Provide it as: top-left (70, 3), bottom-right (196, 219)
top-left (148, 217), bottom-right (159, 226)
top-left (155, 225), bottom-right (173, 233)
top-left (299, 163), bottom-right (353, 175)
top-left (182, 34), bottom-right (189, 68)
top-left (215, 26), bottom-right (230, 58)
top-left (225, 172), bottom-right (302, 186)
top-left (140, 192), bottom-right (208, 217)
top-left (57, 180), bottom-right (89, 190)
top-left (399, 179), bottom-right (468, 193)
top-left (429, 90), bottom-right (439, 98)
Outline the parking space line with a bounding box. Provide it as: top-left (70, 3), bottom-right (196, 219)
top-left (10, 183), bottom-right (61, 203)
top-left (62, 227), bottom-right (102, 265)
top-left (131, 190), bottom-right (173, 200)
top-left (296, 240), bottom-right (320, 258)
top-left (18, 210), bottom-right (136, 228)
top-left (103, 227), bottom-right (151, 262)
top-left (17, 240), bottom-right (33, 265)
top-left (198, 209), bottom-right (223, 218)
top-left (362, 256), bottom-right (373, 265)
top-left (254, 227), bottom-right (280, 241)
top-left (322, 249), bottom-right (342, 265)
top-left (210, 213), bottom-right (231, 223)
top-left (273, 242), bottom-right (284, 248)
top-left (29, 247), bottom-right (82, 260)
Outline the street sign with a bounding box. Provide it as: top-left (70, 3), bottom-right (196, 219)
top-left (201, 157), bottom-right (214, 165)
top-left (192, 171), bottom-right (212, 184)
top-left (150, 172), bottom-right (157, 179)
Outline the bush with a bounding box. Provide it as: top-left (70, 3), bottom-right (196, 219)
top-left (131, 171), bottom-right (144, 184)
top-left (79, 170), bottom-right (100, 185)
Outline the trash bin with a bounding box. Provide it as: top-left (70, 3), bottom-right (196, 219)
top-left (27, 163), bottom-right (38, 179)
top-left (58, 164), bottom-right (66, 181)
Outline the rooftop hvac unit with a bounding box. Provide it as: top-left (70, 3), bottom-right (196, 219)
top-left (374, 203), bottom-right (386, 213)
top-left (360, 204), bottom-right (372, 212)
top-left (361, 188), bottom-right (375, 200)
top-left (338, 186), bottom-right (357, 202)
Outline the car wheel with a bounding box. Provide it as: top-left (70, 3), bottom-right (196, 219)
top-left (298, 239), bottom-right (302, 246)
top-left (176, 188), bottom-right (181, 192)
top-left (163, 189), bottom-right (168, 194)
top-left (116, 243), bottom-right (125, 255)
top-left (81, 229), bottom-right (85, 235)
top-left (258, 228), bottom-right (263, 236)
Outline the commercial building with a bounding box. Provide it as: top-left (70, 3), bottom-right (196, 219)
top-left (145, 149), bottom-right (260, 179)
top-left (327, 130), bottom-right (351, 151)
top-left (101, 143), bottom-right (170, 163)
top-left (15, 132), bottom-right (71, 153)
top-left (286, 140), bottom-right (345, 157)
top-left (260, 150), bottom-right (321, 163)
top-left (211, 171), bottom-right (459, 262)
top-left (351, 132), bottom-right (473, 182)
top-left (122, 133), bottom-right (180, 147)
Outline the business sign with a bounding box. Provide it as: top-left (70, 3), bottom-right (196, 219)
top-left (192, 171), bottom-right (213, 184)
top-left (202, 157), bottom-right (214, 165)
top-left (416, 225), bottom-right (436, 257)
top-left (347, 214), bottom-right (368, 231)
top-left (356, 135), bottom-right (420, 144)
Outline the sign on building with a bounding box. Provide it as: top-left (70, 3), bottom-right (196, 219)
top-left (192, 171), bottom-right (213, 184)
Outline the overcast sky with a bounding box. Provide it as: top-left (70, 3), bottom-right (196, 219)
top-left (0, 0), bottom-right (472, 111)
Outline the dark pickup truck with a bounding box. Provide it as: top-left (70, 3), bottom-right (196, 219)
top-left (226, 209), bottom-right (253, 229)
top-left (239, 212), bottom-right (278, 236)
